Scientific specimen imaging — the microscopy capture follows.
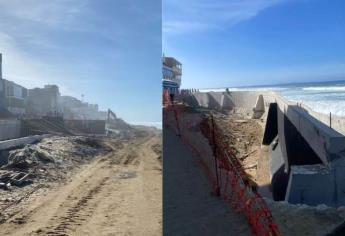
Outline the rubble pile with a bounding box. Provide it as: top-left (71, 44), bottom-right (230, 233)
top-left (0, 136), bottom-right (109, 189)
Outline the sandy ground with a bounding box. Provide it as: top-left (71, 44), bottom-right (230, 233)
top-left (164, 127), bottom-right (253, 236)
top-left (0, 134), bottom-right (162, 236)
top-left (265, 199), bottom-right (345, 236)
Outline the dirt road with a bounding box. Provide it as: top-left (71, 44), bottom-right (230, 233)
top-left (164, 127), bottom-right (253, 236)
top-left (0, 134), bottom-right (162, 236)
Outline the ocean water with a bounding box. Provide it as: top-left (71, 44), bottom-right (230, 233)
top-left (200, 80), bottom-right (345, 117)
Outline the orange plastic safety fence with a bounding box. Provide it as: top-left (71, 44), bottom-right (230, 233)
top-left (163, 90), bottom-right (170, 107)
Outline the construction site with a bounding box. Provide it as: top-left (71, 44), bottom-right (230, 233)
top-left (164, 90), bottom-right (345, 236)
top-left (0, 54), bottom-right (162, 235)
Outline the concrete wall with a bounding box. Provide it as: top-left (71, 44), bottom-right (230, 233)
top-left (182, 91), bottom-right (277, 116)
top-left (0, 119), bottom-right (22, 141)
top-left (284, 164), bottom-right (345, 207)
top-left (285, 165), bottom-right (335, 206)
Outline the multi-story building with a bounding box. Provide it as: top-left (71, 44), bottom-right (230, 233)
top-left (162, 56), bottom-right (182, 94)
top-left (26, 85), bottom-right (62, 117)
top-left (0, 54), bottom-right (106, 120)
top-left (0, 54), bottom-right (28, 116)
top-left (60, 95), bottom-right (106, 120)
top-left (3, 79), bottom-right (28, 115)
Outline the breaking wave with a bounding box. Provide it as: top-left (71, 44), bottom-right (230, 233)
top-left (199, 87), bottom-right (287, 92)
top-left (303, 86), bottom-right (345, 91)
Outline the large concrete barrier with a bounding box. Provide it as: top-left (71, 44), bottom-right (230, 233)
top-left (0, 134), bottom-right (50, 150)
top-left (264, 96), bottom-right (345, 206)
top-left (284, 163), bottom-right (345, 207)
top-left (0, 119), bottom-right (22, 141)
top-left (274, 97), bottom-right (345, 167)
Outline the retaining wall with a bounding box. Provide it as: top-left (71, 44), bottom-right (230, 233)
top-left (0, 119), bottom-right (22, 141)
top-left (64, 120), bottom-right (106, 134)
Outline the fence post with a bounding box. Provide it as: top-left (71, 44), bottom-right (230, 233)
top-left (211, 113), bottom-right (220, 196)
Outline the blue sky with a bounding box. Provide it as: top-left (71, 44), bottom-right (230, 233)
top-left (163, 0), bottom-right (345, 89)
top-left (0, 0), bottom-right (161, 124)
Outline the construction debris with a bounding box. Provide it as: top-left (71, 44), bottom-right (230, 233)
top-left (0, 136), bottom-right (110, 189)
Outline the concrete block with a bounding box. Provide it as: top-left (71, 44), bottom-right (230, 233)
top-left (252, 94), bottom-right (265, 119)
top-left (285, 165), bottom-right (335, 206)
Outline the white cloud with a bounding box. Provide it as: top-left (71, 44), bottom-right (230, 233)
top-left (163, 0), bottom-right (286, 34)
top-left (0, 0), bottom-right (87, 30)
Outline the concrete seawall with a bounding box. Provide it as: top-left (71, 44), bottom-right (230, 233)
top-left (182, 91), bottom-right (275, 113)
top-left (181, 90), bottom-right (345, 136)
top-left (182, 91), bottom-right (345, 207)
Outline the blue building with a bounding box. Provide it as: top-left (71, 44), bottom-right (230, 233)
top-left (162, 56), bottom-right (182, 94)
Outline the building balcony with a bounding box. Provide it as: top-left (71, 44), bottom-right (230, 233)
top-left (163, 77), bottom-right (181, 86)
top-left (172, 66), bottom-right (182, 75)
